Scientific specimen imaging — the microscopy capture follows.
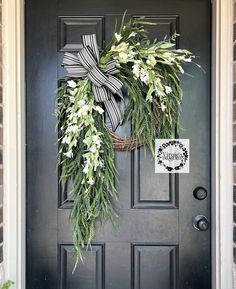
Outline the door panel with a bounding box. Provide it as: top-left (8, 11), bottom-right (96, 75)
top-left (60, 244), bottom-right (104, 289)
top-left (26, 1), bottom-right (211, 288)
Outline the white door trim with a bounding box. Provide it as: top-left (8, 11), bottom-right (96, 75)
top-left (211, 0), bottom-right (234, 288)
top-left (3, 0), bottom-right (25, 288)
top-left (2, 0), bottom-right (233, 288)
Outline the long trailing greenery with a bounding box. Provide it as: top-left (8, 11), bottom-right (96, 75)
top-left (56, 14), bottom-right (195, 264)
top-left (56, 79), bottom-right (117, 265)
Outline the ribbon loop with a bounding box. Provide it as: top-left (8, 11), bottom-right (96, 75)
top-left (62, 34), bottom-right (125, 131)
top-left (82, 34), bottom-right (100, 62)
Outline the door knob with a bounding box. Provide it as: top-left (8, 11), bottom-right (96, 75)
top-left (193, 215), bottom-right (209, 231)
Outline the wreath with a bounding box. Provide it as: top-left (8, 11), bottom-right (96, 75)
top-left (56, 14), bottom-right (195, 264)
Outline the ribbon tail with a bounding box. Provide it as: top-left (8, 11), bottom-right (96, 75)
top-left (104, 92), bottom-right (124, 131)
top-left (117, 89), bottom-right (125, 117)
top-left (93, 85), bottom-right (110, 102)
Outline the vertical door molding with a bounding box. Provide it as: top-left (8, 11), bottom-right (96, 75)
top-left (3, 0), bottom-right (25, 288)
top-left (212, 0), bottom-right (233, 288)
top-left (2, 0), bottom-right (234, 288)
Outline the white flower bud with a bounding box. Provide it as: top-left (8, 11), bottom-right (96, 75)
top-left (115, 33), bottom-right (122, 42)
top-left (67, 80), bottom-right (77, 88)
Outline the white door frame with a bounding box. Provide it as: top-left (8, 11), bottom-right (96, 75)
top-left (2, 0), bottom-right (233, 288)
top-left (211, 0), bottom-right (233, 288)
top-left (3, 0), bottom-right (26, 288)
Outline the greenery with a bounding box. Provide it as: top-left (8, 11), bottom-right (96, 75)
top-left (56, 13), bottom-right (194, 264)
top-left (56, 79), bottom-right (117, 265)
top-left (0, 281), bottom-right (14, 289)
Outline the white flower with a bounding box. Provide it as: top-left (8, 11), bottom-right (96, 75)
top-left (83, 120), bottom-right (89, 126)
top-left (128, 32), bottom-right (137, 38)
top-left (83, 138), bottom-right (89, 145)
top-left (111, 45), bottom-right (116, 51)
top-left (156, 90), bottom-right (166, 97)
top-left (90, 146), bottom-right (97, 153)
top-left (163, 52), bottom-right (172, 58)
top-left (161, 103), bottom-right (166, 111)
top-left (132, 64), bottom-right (140, 79)
top-left (78, 99), bottom-right (86, 107)
top-left (92, 135), bottom-right (99, 141)
top-left (67, 80), bottom-right (77, 88)
top-left (69, 96), bottom-right (75, 103)
top-left (88, 178), bottom-right (95, 185)
top-left (78, 104), bottom-right (89, 116)
top-left (83, 165), bottom-right (89, 174)
top-left (99, 160), bottom-right (104, 167)
top-left (165, 86), bottom-right (172, 94)
top-left (64, 150), bottom-right (73, 158)
top-left (62, 135), bottom-right (70, 144)
top-left (92, 135), bottom-right (101, 145)
top-left (119, 52), bottom-right (128, 63)
top-left (140, 68), bottom-right (149, 85)
top-left (134, 60), bottom-right (142, 65)
top-left (168, 57), bottom-right (175, 62)
top-left (70, 88), bottom-right (78, 96)
top-left (111, 42), bottom-right (129, 53)
top-left (94, 105), bottom-right (104, 114)
top-left (146, 55), bottom-right (157, 67)
top-left (67, 125), bottom-right (78, 133)
top-left (128, 50), bottom-right (136, 58)
top-left (114, 33), bottom-right (122, 42)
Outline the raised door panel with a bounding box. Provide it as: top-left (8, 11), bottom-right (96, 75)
top-left (132, 244), bottom-right (177, 289)
top-left (59, 244), bottom-right (105, 289)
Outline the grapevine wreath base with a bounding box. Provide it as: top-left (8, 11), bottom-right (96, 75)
top-left (110, 97), bottom-right (161, 151)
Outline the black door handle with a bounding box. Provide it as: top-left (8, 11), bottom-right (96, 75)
top-left (193, 215), bottom-right (209, 231)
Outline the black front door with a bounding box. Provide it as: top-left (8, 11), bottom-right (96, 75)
top-left (26, 1), bottom-right (211, 288)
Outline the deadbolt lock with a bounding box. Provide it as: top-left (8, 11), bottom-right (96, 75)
top-left (193, 187), bottom-right (207, 200)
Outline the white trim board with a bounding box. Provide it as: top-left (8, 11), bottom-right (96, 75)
top-left (211, 0), bottom-right (233, 288)
top-left (2, 0), bottom-right (233, 288)
top-left (3, 0), bottom-right (25, 288)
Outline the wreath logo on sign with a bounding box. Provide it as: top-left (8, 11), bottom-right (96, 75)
top-left (156, 140), bottom-right (189, 171)
top-left (56, 13), bottom-right (197, 264)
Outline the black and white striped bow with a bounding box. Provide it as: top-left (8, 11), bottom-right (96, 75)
top-left (62, 34), bottom-right (125, 131)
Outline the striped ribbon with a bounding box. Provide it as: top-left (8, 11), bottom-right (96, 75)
top-left (62, 34), bottom-right (125, 131)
